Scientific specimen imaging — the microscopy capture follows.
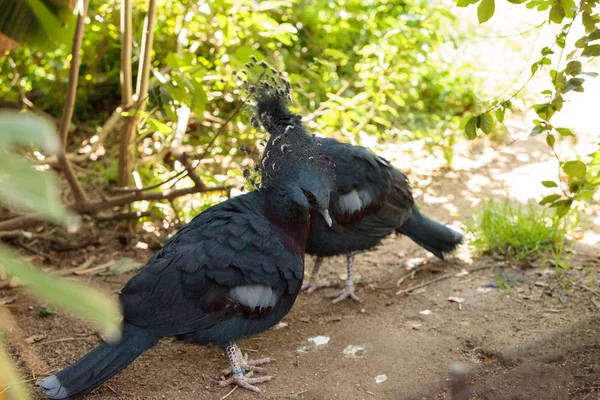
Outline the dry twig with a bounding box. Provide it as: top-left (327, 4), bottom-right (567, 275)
top-left (396, 265), bottom-right (492, 296)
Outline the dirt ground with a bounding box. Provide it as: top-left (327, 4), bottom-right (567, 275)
top-left (2, 123), bottom-right (600, 400)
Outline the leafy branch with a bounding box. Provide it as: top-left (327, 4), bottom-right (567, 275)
top-left (457, 0), bottom-right (600, 217)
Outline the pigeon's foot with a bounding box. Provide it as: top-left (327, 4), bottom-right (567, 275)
top-left (219, 343), bottom-right (275, 393)
top-left (327, 285), bottom-right (361, 304)
top-left (218, 371), bottom-right (273, 393)
top-left (301, 277), bottom-right (334, 293)
top-left (221, 355), bottom-right (275, 376)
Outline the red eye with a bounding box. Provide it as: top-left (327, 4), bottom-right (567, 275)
top-left (304, 191), bottom-right (315, 202)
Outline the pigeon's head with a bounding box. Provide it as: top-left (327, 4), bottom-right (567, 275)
top-left (243, 63), bottom-right (334, 226)
top-left (260, 123), bottom-right (334, 226)
top-left (286, 156), bottom-right (333, 227)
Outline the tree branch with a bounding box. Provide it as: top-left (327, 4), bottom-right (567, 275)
top-left (96, 211), bottom-right (151, 221)
top-left (55, 0), bottom-right (90, 206)
top-left (71, 184), bottom-right (231, 213)
top-left (58, 0), bottom-right (90, 147)
top-left (117, 0), bottom-right (134, 187)
top-left (120, 0), bottom-right (133, 108)
top-left (135, 0), bottom-right (157, 108)
top-left (0, 216), bottom-right (42, 232)
top-left (55, 151), bottom-right (88, 206)
top-left (118, 0), bottom-right (157, 187)
top-left (0, 185), bottom-right (231, 231)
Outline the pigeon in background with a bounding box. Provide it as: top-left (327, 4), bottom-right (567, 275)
top-left (304, 138), bottom-right (463, 302)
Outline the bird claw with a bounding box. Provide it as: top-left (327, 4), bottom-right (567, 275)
top-left (301, 278), bottom-right (333, 294)
top-left (327, 286), bottom-right (361, 304)
top-left (218, 371), bottom-right (273, 393)
top-left (221, 355), bottom-right (275, 376)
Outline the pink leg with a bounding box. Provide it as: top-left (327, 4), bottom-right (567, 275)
top-left (218, 343), bottom-right (275, 393)
top-left (301, 256), bottom-right (333, 293)
top-left (327, 253), bottom-right (361, 303)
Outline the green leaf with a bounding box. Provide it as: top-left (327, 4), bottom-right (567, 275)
top-left (165, 53), bottom-right (196, 71)
top-left (0, 244), bottom-right (120, 339)
top-left (479, 112), bottom-right (493, 134)
top-left (531, 61), bottom-right (541, 75)
top-left (456, 0), bottom-right (480, 7)
top-left (531, 125), bottom-right (545, 136)
top-left (542, 180), bottom-right (558, 188)
top-left (588, 29), bottom-right (600, 42)
top-left (582, 44), bottom-right (600, 57)
top-left (556, 36), bottom-right (566, 49)
top-left (551, 95), bottom-right (564, 112)
top-left (147, 118), bottom-right (171, 135)
top-left (556, 202), bottom-right (571, 217)
top-left (565, 60), bottom-right (582, 76)
top-left (582, 12), bottom-right (595, 33)
top-left (562, 77), bottom-right (584, 93)
top-left (562, 160), bottom-right (586, 178)
top-left (549, 5), bottom-right (565, 24)
top-left (190, 84), bottom-right (208, 115)
top-left (575, 30), bottom-right (600, 50)
top-left (569, 177), bottom-right (584, 194)
top-left (539, 194), bottom-right (561, 205)
top-left (533, 103), bottom-right (554, 121)
top-left (575, 37), bottom-right (587, 48)
top-left (556, 127), bottom-right (574, 136)
top-left (323, 48), bottom-right (349, 61)
top-left (546, 134), bottom-right (555, 148)
top-left (0, 151), bottom-right (75, 226)
top-left (477, 0), bottom-right (495, 23)
top-left (580, 71), bottom-right (599, 77)
top-left (495, 107), bottom-right (505, 123)
top-left (506, 0), bottom-right (527, 3)
top-left (0, 0), bottom-right (76, 51)
top-left (0, 111), bottom-right (60, 154)
top-left (541, 46), bottom-right (554, 56)
top-left (465, 117), bottom-right (478, 139)
top-left (559, 0), bottom-right (576, 17)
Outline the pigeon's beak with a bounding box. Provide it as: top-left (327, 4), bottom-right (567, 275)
top-left (320, 209), bottom-right (332, 227)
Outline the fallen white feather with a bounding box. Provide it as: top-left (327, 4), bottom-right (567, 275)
top-left (308, 336), bottom-right (330, 346)
top-left (448, 297), bottom-right (465, 303)
top-left (273, 322), bottom-right (288, 330)
top-left (343, 345), bottom-right (365, 358)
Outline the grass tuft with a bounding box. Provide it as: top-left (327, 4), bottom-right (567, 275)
top-left (468, 200), bottom-right (570, 267)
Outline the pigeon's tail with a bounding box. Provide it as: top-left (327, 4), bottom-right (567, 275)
top-left (40, 323), bottom-right (159, 399)
top-left (397, 206), bottom-right (463, 260)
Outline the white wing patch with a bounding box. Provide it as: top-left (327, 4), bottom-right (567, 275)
top-left (358, 189), bottom-right (374, 207)
top-left (338, 190), bottom-right (362, 213)
top-left (338, 189), bottom-right (375, 213)
top-left (229, 285), bottom-right (278, 310)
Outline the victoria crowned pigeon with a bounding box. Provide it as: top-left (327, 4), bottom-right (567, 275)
top-left (303, 138), bottom-right (463, 303)
top-left (40, 67), bottom-right (333, 398)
